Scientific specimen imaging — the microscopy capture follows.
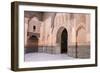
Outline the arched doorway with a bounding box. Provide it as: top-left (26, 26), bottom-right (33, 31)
top-left (61, 29), bottom-right (68, 54)
top-left (75, 26), bottom-right (86, 58)
top-left (56, 27), bottom-right (68, 54)
top-left (26, 35), bottom-right (38, 53)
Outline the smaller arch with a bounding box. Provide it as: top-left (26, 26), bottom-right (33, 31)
top-left (76, 25), bottom-right (85, 36)
top-left (29, 35), bottom-right (38, 42)
top-left (76, 25), bottom-right (86, 45)
top-left (25, 35), bottom-right (38, 53)
top-left (75, 25), bottom-right (86, 58)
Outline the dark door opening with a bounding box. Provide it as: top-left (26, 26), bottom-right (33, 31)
top-left (61, 29), bottom-right (68, 54)
top-left (26, 35), bottom-right (38, 53)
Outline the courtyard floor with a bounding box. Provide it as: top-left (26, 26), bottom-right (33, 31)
top-left (25, 53), bottom-right (75, 62)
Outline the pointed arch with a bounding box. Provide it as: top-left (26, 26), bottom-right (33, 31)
top-left (56, 27), bottom-right (68, 53)
top-left (76, 25), bottom-right (86, 45)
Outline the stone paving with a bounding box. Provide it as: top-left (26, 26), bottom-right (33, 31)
top-left (25, 53), bottom-right (75, 62)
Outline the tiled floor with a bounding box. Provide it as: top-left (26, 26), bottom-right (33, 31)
top-left (25, 53), bottom-right (75, 62)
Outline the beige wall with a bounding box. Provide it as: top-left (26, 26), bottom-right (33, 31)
top-left (24, 12), bottom-right (90, 47)
top-left (24, 12), bottom-right (90, 57)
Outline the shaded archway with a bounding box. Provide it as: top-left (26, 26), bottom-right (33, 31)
top-left (61, 29), bottom-right (68, 53)
top-left (76, 26), bottom-right (86, 44)
top-left (75, 26), bottom-right (86, 58)
top-left (26, 35), bottom-right (38, 53)
top-left (56, 27), bottom-right (68, 54)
